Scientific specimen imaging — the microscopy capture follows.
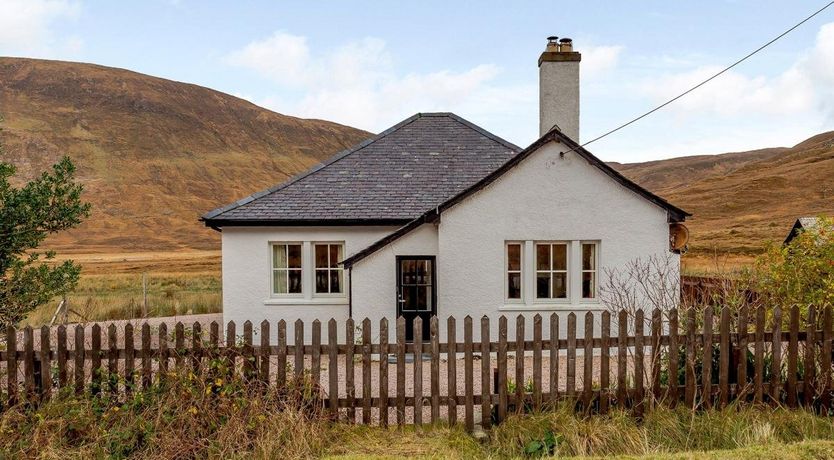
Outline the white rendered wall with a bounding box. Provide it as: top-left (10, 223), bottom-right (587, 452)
top-left (221, 226), bottom-right (398, 342)
top-left (435, 139), bottom-right (677, 341)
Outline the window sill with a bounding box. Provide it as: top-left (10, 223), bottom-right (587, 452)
top-left (499, 304), bottom-right (606, 312)
top-left (264, 297), bottom-right (348, 306)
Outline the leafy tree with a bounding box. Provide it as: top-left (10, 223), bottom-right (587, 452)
top-left (0, 145), bottom-right (91, 329)
top-left (751, 216), bottom-right (834, 312)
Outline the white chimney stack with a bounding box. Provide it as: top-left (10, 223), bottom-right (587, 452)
top-left (538, 36), bottom-right (581, 141)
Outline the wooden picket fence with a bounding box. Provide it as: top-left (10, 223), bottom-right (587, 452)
top-left (2, 305), bottom-right (833, 431)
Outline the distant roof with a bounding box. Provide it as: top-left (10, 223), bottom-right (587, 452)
top-left (784, 216), bottom-right (828, 245)
top-left (202, 113), bottom-right (521, 227)
top-left (343, 126), bottom-right (691, 267)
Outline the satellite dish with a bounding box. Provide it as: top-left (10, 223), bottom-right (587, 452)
top-left (669, 223), bottom-right (690, 252)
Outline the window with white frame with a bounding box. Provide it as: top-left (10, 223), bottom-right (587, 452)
top-left (506, 242), bottom-right (523, 300)
top-left (272, 243), bottom-right (302, 295)
top-left (535, 243), bottom-right (568, 300)
top-left (314, 243), bottom-right (344, 294)
top-left (581, 242), bottom-right (597, 299)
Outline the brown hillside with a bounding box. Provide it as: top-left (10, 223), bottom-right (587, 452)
top-left (0, 57), bottom-right (371, 253)
top-left (612, 133), bottom-right (834, 255)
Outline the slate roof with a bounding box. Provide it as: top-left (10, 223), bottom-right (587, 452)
top-left (784, 216), bottom-right (828, 245)
top-left (202, 113), bottom-right (522, 226)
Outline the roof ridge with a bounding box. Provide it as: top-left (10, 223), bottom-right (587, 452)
top-left (201, 113), bottom-right (425, 220)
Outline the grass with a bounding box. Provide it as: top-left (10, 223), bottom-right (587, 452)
top-left (22, 271), bottom-right (221, 327)
top-left (4, 362), bottom-right (834, 460)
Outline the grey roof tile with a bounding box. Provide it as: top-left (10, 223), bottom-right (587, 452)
top-left (203, 113), bottom-right (521, 223)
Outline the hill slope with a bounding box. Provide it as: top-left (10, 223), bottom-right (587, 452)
top-left (0, 57), bottom-right (371, 253)
top-left (612, 132), bottom-right (834, 255)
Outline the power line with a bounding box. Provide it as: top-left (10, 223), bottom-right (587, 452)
top-left (574, 0), bottom-right (834, 151)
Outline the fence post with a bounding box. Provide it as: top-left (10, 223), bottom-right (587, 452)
top-left (362, 318), bottom-right (371, 425)
top-left (328, 318), bottom-right (339, 420)
top-left (40, 325), bottom-right (52, 401)
top-left (668, 308), bottom-right (679, 407)
top-left (804, 305), bottom-right (816, 408)
top-left (413, 317), bottom-right (423, 426)
top-left (583, 311), bottom-right (594, 412)
top-left (600, 311), bottom-right (611, 413)
top-left (480, 315), bottom-right (491, 430)
top-left (447, 316), bottom-right (458, 426)
top-left (432, 316), bottom-right (441, 424)
top-left (464, 316), bottom-right (474, 432)
top-left (380, 317), bottom-right (389, 426)
top-left (617, 309), bottom-right (628, 409)
top-left (754, 307), bottom-right (765, 404)
top-left (771, 307), bottom-right (783, 405)
top-left (719, 306), bottom-right (730, 408)
top-left (497, 316), bottom-right (508, 423)
top-left (701, 306), bottom-right (713, 409)
top-left (549, 313), bottom-right (560, 406)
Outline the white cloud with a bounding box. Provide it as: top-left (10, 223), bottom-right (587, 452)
top-left (582, 45), bottom-right (624, 77)
top-left (226, 32), bottom-right (538, 135)
top-left (0, 0), bottom-right (82, 58)
top-left (639, 22), bottom-right (834, 120)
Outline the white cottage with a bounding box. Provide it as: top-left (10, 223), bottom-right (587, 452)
top-left (202, 37), bottom-right (690, 342)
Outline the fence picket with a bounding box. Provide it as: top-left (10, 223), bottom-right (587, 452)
top-left (141, 323), bottom-right (151, 390)
top-left (74, 325), bottom-right (84, 395)
top-left (668, 309), bottom-right (679, 407)
top-left (497, 316), bottom-right (508, 423)
top-left (754, 307), bottom-right (765, 404)
top-left (583, 311), bottom-right (593, 411)
top-left (57, 325), bottom-right (67, 390)
top-left (600, 311), bottom-right (611, 413)
top-left (822, 307), bottom-right (833, 412)
top-left (533, 314), bottom-right (543, 411)
top-left (294, 319), bottom-right (304, 382)
top-left (771, 307), bottom-right (783, 405)
top-left (175, 322), bottom-right (185, 373)
top-left (221, 322), bottom-right (231, 382)
top-left (651, 309), bottom-right (661, 404)
top-left (617, 310), bottom-right (628, 409)
top-left (447, 316), bottom-right (457, 426)
top-left (549, 313), bottom-right (560, 406)
top-left (23, 326), bottom-right (35, 401)
top-left (259, 321), bottom-right (270, 385)
top-left (312, 319), bottom-right (322, 395)
top-left (701, 307), bottom-right (713, 409)
top-left (191, 322), bottom-right (202, 378)
top-left (737, 306), bottom-right (748, 401)
top-left (464, 316), bottom-right (474, 432)
top-left (515, 315), bottom-right (525, 410)
top-left (345, 318), bottom-right (355, 424)
top-left (634, 309), bottom-right (645, 417)
top-left (209, 321), bottom-right (219, 376)
top-left (6, 326), bottom-right (17, 405)
top-left (277, 320), bottom-right (286, 389)
top-left (804, 306), bottom-right (816, 408)
top-left (39, 326), bottom-right (51, 401)
top-left (432, 316), bottom-right (440, 424)
top-left (413, 317), bottom-right (423, 426)
top-left (567, 313), bottom-right (576, 400)
top-left (379, 318), bottom-right (389, 427)
top-left (91, 323), bottom-right (102, 395)
top-left (362, 318), bottom-right (372, 425)
top-left (481, 316), bottom-right (491, 430)
top-left (396, 316), bottom-right (406, 426)
top-left (328, 319), bottom-right (339, 420)
top-left (685, 308), bottom-right (696, 408)
top-left (787, 306), bottom-right (799, 408)
top-left (124, 323), bottom-right (134, 396)
top-left (719, 306), bottom-right (730, 408)
top-left (242, 320), bottom-right (255, 382)
top-left (108, 324), bottom-right (118, 395)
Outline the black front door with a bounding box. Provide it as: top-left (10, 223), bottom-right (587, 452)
top-left (396, 256), bottom-right (436, 342)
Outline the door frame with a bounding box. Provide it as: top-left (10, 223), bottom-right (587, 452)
top-left (395, 255), bottom-right (438, 320)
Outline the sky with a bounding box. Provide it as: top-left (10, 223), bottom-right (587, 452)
top-left (1, 1), bottom-right (834, 163)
